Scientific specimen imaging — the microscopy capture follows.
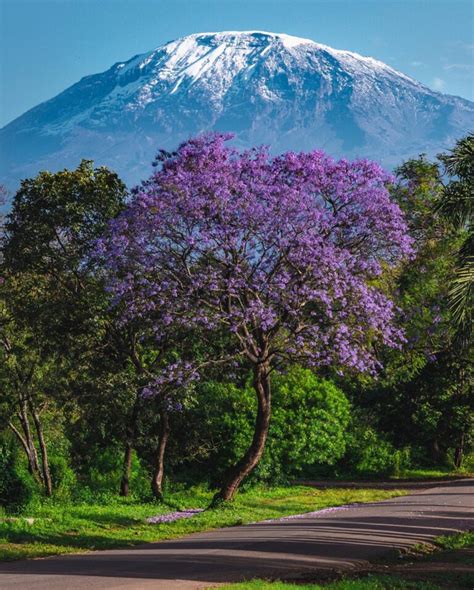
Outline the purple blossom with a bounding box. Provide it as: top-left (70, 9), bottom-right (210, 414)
top-left (260, 503), bottom-right (360, 523)
top-left (146, 509), bottom-right (204, 524)
top-left (96, 133), bottom-right (413, 375)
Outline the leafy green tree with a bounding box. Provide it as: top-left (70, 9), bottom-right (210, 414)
top-left (385, 155), bottom-right (455, 382)
top-left (1, 161), bottom-right (129, 495)
top-left (2, 161), bottom-right (203, 498)
top-left (350, 153), bottom-right (472, 466)
top-left (437, 133), bottom-right (473, 346)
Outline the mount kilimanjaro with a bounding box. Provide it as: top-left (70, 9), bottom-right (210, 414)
top-left (1, 30), bottom-right (473, 192)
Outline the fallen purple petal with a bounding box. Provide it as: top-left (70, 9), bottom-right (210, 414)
top-left (258, 503), bottom-right (361, 523)
top-left (146, 509), bottom-right (204, 524)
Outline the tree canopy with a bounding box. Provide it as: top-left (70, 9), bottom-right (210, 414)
top-left (96, 133), bottom-right (412, 500)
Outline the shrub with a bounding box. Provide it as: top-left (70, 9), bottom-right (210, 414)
top-left (339, 421), bottom-right (411, 476)
top-left (182, 367), bottom-right (351, 485)
top-left (49, 454), bottom-right (77, 501)
top-left (0, 440), bottom-right (36, 514)
top-left (77, 447), bottom-right (151, 501)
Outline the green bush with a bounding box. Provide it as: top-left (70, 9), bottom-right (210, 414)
top-left (339, 422), bottom-right (412, 476)
top-left (49, 454), bottom-right (77, 501)
top-left (184, 367), bottom-right (351, 485)
top-left (461, 452), bottom-right (474, 472)
top-left (270, 368), bottom-right (351, 473)
top-left (0, 440), bottom-right (36, 514)
top-left (77, 447), bottom-right (151, 501)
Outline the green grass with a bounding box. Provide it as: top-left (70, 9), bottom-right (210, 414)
top-left (391, 468), bottom-right (472, 481)
top-left (408, 529), bottom-right (474, 558)
top-left (434, 530), bottom-right (474, 550)
top-left (0, 486), bottom-right (407, 561)
top-left (212, 576), bottom-right (441, 589)
top-left (331, 468), bottom-right (469, 481)
top-left (300, 467), bottom-right (472, 484)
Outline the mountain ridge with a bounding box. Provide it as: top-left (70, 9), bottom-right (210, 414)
top-left (1, 31), bottom-right (473, 193)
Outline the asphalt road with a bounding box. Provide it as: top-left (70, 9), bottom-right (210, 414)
top-left (1, 479), bottom-right (473, 590)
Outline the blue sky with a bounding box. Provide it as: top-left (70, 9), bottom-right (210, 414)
top-left (1, 0), bottom-right (473, 127)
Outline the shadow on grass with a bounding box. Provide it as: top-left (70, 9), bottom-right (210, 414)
top-left (2, 528), bottom-right (146, 551)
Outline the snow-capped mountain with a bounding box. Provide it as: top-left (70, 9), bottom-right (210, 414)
top-left (1, 31), bottom-right (473, 192)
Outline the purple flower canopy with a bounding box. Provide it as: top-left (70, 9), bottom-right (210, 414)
top-left (97, 133), bottom-right (412, 380)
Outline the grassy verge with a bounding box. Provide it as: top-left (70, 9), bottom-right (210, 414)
top-left (0, 486), bottom-right (407, 561)
top-left (212, 578), bottom-right (441, 589)
top-left (433, 530), bottom-right (474, 550)
top-left (391, 468), bottom-right (473, 481)
top-left (302, 468), bottom-right (472, 483)
top-left (212, 531), bottom-right (474, 590)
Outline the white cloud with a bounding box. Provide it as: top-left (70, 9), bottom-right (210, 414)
top-left (410, 61), bottom-right (423, 67)
top-left (432, 77), bottom-right (446, 91)
top-left (443, 63), bottom-right (473, 71)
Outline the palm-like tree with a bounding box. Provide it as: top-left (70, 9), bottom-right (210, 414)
top-left (437, 133), bottom-right (473, 346)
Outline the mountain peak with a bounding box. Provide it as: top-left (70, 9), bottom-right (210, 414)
top-left (1, 31), bottom-right (472, 195)
top-left (171, 30), bottom-right (316, 48)
top-left (112, 30), bottom-right (419, 101)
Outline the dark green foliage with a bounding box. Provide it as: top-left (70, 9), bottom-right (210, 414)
top-left (2, 159), bottom-right (128, 349)
top-left (345, 150), bottom-right (473, 470)
top-left (374, 350), bottom-right (472, 466)
top-left (0, 160), bottom-right (128, 499)
top-left (3, 159), bottom-right (127, 274)
top-left (74, 447), bottom-right (151, 501)
top-left (339, 419), bottom-right (411, 476)
top-left (175, 368), bottom-right (350, 485)
top-left (0, 440), bottom-right (36, 513)
top-left (437, 133), bottom-right (473, 345)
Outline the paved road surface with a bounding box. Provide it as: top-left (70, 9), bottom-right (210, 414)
top-left (1, 479), bottom-right (473, 590)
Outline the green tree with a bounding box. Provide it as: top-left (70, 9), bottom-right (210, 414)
top-left (1, 161), bottom-right (129, 495)
top-left (350, 153), bottom-right (473, 467)
top-left (0, 275), bottom-right (54, 494)
top-left (437, 133), bottom-right (473, 346)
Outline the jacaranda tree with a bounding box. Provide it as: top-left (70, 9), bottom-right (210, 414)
top-left (97, 133), bottom-right (412, 502)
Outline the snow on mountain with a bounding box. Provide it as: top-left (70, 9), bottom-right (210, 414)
top-left (1, 31), bottom-right (473, 192)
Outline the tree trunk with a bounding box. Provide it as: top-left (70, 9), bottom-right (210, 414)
top-left (120, 393), bottom-right (141, 496)
top-left (8, 420), bottom-right (42, 483)
top-left (430, 439), bottom-right (443, 464)
top-left (119, 443), bottom-right (133, 497)
top-left (213, 361), bottom-right (272, 504)
top-left (151, 406), bottom-right (170, 500)
top-left (29, 400), bottom-right (53, 497)
top-left (454, 433), bottom-right (465, 469)
top-left (17, 400), bottom-right (42, 481)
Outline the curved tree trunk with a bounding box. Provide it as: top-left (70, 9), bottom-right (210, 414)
top-left (213, 361), bottom-right (271, 504)
top-left (8, 420), bottom-right (42, 483)
top-left (17, 398), bottom-right (42, 483)
top-left (151, 406), bottom-right (170, 500)
top-left (30, 401), bottom-right (53, 497)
